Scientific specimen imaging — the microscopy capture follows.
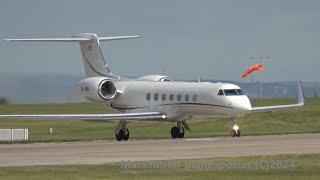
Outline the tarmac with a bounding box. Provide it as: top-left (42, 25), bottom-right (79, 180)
top-left (0, 133), bottom-right (319, 167)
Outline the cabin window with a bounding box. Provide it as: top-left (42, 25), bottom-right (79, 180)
top-left (193, 95), bottom-right (197, 102)
top-left (185, 95), bottom-right (189, 101)
top-left (170, 94), bottom-right (174, 101)
top-left (146, 93), bottom-right (151, 101)
top-left (154, 93), bottom-right (159, 101)
top-left (218, 90), bottom-right (224, 96)
top-left (177, 94), bottom-right (182, 101)
top-left (162, 94), bottom-right (166, 101)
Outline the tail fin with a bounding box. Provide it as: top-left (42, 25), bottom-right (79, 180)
top-left (4, 33), bottom-right (139, 78)
top-left (73, 33), bottom-right (111, 77)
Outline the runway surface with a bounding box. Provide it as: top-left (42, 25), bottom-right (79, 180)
top-left (0, 133), bottom-right (319, 167)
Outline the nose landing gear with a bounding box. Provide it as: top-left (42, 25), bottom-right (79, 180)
top-left (230, 117), bottom-right (240, 137)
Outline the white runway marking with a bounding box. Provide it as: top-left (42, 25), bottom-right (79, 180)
top-left (185, 138), bottom-right (217, 141)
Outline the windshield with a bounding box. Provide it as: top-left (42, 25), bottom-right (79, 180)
top-left (218, 89), bottom-right (244, 96)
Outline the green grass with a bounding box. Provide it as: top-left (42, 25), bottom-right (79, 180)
top-left (0, 98), bottom-right (319, 142)
top-left (0, 154), bottom-right (319, 180)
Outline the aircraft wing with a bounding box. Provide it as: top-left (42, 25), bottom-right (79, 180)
top-left (0, 112), bottom-right (167, 122)
top-left (251, 81), bottom-right (305, 112)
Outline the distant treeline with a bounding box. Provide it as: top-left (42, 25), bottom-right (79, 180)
top-left (0, 96), bottom-right (9, 104)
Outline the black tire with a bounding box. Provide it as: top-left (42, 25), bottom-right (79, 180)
top-left (178, 127), bottom-right (185, 138)
top-left (171, 127), bottom-right (179, 139)
top-left (115, 134), bottom-right (122, 141)
top-left (231, 129), bottom-right (236, 137)
top-left (123, 128), bottom-right (129, 141)
top-left (115, 129), bottom-right (124, 141)
top-left (236, 130), bottom-right (241, 137)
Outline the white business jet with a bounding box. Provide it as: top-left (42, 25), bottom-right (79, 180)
top-left (0, 33), bottom-right (305, 141)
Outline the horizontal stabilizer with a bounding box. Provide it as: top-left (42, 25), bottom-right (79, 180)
top-left (99, 36), bottom-right (140, 41)
top-left (3, 38), bottom-right (90, 42)
top-left (3, 33), bottom-right (140, 78)
top-left (3, 36), bottom-right (140, 43)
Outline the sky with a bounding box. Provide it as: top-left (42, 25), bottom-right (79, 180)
top-left (0, 0), bottom-right (319, 82)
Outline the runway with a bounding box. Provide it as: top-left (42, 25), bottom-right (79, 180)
top-left (0, 133), bottom-right (319, 167)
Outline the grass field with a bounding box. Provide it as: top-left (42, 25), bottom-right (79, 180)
top-left (0, 98), bottom-right (319, 142)
top-left (0, 154), bottom-right (319, 180)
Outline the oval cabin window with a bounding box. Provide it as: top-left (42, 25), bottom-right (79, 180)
top-left (162, 94), bottom-right (166, 101)
top-left (170, 94), bottom-right (174, 101)
top-left (193, 95), bottom-right (197, 102)
top-left (177, 94), bottom-right (182, 101)
top-left (146, 93), bottom-right (151, 101)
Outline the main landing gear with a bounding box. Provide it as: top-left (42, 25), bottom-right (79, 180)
top-left (171, 126), bottom-right (184, 138)
top-left (171, 121), bottom-right (190, 139)
top-left (230, 117), bottom-right (240, 137)
top-left (115, 120), bottom-right (130, 141)
top-left (114, 120), bottom-right (191, 141)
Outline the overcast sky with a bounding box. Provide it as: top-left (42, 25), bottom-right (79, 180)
top-left (0, 0), bottom-right (319, 82)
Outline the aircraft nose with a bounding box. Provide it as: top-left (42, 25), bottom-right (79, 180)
top-left (231, 96), bottom-right (252, 111)
top-left (242, 98), bottom-right (252, 111)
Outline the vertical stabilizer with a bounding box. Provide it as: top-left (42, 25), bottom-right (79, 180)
top-left (72, 33), bottom-right (112, 78)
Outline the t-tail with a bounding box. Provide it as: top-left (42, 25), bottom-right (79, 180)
top-left (4, 33), bottom-right (140, 78)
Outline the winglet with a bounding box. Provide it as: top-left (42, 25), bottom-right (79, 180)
top-left (297, 80), bottom-right (306, 106)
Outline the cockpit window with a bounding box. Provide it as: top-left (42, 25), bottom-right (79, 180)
top-left (224, 89), bottom-right (237, 96)
top-left (235, 89), bottom-right (244, 95)
top-left (218, 90), bottom-right (224, 96)
top-left (222, 89), bottom-right (244, 96)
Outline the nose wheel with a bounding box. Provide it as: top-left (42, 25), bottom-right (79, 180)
top-left (230, 117), bottom-right (241, 137)
top-left (231, 129), bottom-right (240, 137)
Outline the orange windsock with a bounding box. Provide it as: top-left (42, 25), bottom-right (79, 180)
top-left (241, 64), bottom-right (264, 78)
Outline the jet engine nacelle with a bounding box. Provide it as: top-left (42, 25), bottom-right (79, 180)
top-left (75, 77), bottom-right (116, 102)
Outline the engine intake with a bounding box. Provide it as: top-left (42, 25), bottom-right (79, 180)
top-left (98, 80), bottom-right (116, 100)
top-left (76, 77), bottom-right (117, 102)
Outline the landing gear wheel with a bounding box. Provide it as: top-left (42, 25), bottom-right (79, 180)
top-left (178, 127), bottom-right (185, 138)
top-left (230, 117), bottom-right (241, 138)
top-left (116, 129), bottom-right (124, 141)
top-left (236, 130), bottom-right (240, 137)
top-left (171, 127), bottom-right (179, 139)
top-left (231, 129), bottom-right (236, 137)
top-left (123, 128), bottom-right (129, 141)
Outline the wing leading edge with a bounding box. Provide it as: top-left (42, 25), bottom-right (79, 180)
top-left (0, 112), bottom-right (167, 122)
top-left (251, 81), bottom-right (305, 112)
